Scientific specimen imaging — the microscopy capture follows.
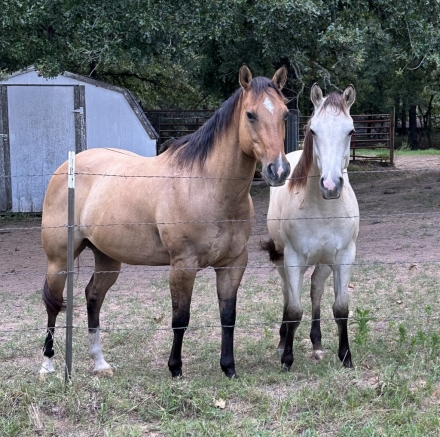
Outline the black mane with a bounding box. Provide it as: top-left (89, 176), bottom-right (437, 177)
top-left (165, 77), bottom-right (284, 168)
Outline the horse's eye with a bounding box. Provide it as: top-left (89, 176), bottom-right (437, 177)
top-left (246, 111), bottom-right (257, 121)
top-left (310, 129), bottom-right (316, 136)
top-left (284, 112), bottom-right (290, 121)
top-left (349, 129), bottom-right (355, 136)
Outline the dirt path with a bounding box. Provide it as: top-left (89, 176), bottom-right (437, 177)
top-left (1, 155), bottom-right (439, 296)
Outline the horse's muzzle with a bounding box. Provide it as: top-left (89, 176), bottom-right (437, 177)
top-left (263, 161), bottom-right (291, 187)
top-left (320, 176), bottom-right (344, 199)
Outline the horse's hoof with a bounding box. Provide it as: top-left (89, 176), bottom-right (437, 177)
top-left (171, 370), bottom-right (183, 378)
top-left (94, 367), bottom-right (113, 377)
top-left (313, 350), bottom-right (325, 361)
top-left (225, 371), bottom-right (238, 380)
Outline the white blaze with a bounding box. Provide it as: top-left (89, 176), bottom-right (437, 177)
top-left (263, 97), bottom-right (274, 114)
top-left (277, 152), bottom-right (284, 177)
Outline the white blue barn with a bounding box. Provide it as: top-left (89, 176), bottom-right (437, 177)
top-left (0, 68), bottom-right (158, 213)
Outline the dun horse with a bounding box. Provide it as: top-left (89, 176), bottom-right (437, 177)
top-left (263, 84), bottom-right (359, 370)
top-left (40, 66), bottom-right (291, 378)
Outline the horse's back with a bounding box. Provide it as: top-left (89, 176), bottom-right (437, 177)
top-left (41, 148), bottom-right (166, 260)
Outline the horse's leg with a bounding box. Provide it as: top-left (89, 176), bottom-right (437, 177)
top-left (274, 258), bottom-right (288, 352)
top-left (40, 241), bottom-right (87, 375)
top-left (214, 249), bottom-right (248, 378)
top-left (86, 245), bottom-right (121, 375)
top-left (40, 261), bottom-right (67, 375)
top-left (167, 262), bottom-right (197, 378)
top-left (331, 244), bottom-right (356, 368)
top-left (310, 264), bottom-right (332, 360)
top-left (280, 250), bottom-right (306, 371)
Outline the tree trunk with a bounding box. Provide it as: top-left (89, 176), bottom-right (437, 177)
top-left (408, 105), bottom-right (418, 149)
top-left (401, 107), bottom-right (407, 136)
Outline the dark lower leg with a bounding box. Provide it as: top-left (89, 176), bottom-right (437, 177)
top-left (42, 279), bottom-right (63, 359)
top-left (334, 307), bottom-right (353, 368)
top-left (219, 297), bottom-right (236, 378)
top-left (281, 310), bottom-right (302, 371)
top-left (167, 267), bottom-right (195, 378)
top-left (168, 311), bottom-right (189, 377)
top-left (310, 309), bottom-right (322, 351)
top-left (310, 265), bottom-right (330, 352)
top-left (278, 320), bottom-right (287, 351)
top-left (43, 320), bottom-right (56, 358)
top-left (215, 253), bottom-right (246, 379)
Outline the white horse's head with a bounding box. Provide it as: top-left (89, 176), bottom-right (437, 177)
top-left (309, 84), bottom-right (356, 199)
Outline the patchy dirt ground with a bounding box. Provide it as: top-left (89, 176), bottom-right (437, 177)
top-left (249, 155), bottom-right (440, 266)
top-left (1, 155), bottom-right (439, 296)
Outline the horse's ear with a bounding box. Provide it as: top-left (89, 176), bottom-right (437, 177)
top-left (343, 85), bottom-right (356, 108)
top-left (239, 65), bottom-right (253, 90)
top-left (272, 66), bottom-right (287, 90)
top-left (310, 83), bottom-right (323, 107)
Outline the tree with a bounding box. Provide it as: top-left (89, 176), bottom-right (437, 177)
top-left (1, 0), bottom-right (440, 136)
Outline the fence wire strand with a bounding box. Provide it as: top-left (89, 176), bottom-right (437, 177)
top-left (1, 210), bottom-right (440, 233)
top-left (2, 312), bottom-right (440, 335)
top-left (1, 162), bottom-right (439, 344)
top-left (0, 259), bottom-right (439, 279)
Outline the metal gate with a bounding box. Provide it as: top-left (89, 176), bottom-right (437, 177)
top-left (145, 109), bottom-right (300, 154)
top-left (299, 111), bottom-right (395, 164)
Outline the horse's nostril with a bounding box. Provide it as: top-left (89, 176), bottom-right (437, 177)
top-left (267, 163), bottom-right (276, 180)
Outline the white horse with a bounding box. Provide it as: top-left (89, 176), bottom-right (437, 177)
top-left (264, 84), bottom-right (359, 370)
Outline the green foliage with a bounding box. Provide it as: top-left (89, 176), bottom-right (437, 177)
top-left (350, 307), bottom-right (373, 345)
top-left (1, 0), bottom-right (440, 118)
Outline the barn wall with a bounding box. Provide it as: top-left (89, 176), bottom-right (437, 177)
top-left (3, 71), bottom-right (156, 157)
top-left (1, 70), bottom-right (157, 212)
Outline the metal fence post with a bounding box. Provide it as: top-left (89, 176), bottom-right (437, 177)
top-left (65, 151), bottom-right (75, 383)
top-left (285, 110), bottom-right (299, 153)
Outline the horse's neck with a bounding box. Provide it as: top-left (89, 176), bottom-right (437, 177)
top-left (204, 131), bottom-right (256, 201)
top-left (305, 161), bottom-right (324, 199)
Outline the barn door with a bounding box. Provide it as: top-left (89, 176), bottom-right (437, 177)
top-left (0, 85), bottom-right (86, 212)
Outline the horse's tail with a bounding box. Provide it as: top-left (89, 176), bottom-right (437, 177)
top-left (43, 278), bottom-right (66, 314)
top-left (261, 238), bottom-right (284, 262)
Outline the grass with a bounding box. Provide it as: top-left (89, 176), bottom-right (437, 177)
top-left (0, 213), bottom-right (41, 222)
top-left (350, 147), bottom-right (440, 164)
top-left (394, 148), bottom-right (440, 156)
top-left (1, 260), bottom-right (440, 436)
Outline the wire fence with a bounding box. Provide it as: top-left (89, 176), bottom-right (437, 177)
top-left (0, 161), bottom-right (439, 378)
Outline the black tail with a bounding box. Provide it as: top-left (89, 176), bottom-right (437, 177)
top-left (261, 238), bottom-right (284, 262)
top-left (43, 279), bottom-right (65, 314)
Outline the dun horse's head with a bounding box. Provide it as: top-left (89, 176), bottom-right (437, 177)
top-left (238, 65), bottom-right (291, 187)
top-left (309, 84), bottom-right (356, 199)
